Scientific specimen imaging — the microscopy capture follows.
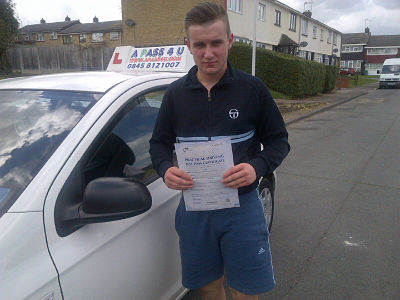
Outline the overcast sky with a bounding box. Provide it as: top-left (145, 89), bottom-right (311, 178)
top-left (13, 0), bottom-right (400, 35)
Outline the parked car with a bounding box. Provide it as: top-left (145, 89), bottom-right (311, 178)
top-left (379, 58), bottom-right (400, 88)
top-left (340, 68), bottom-right (355, 76)
top-left (0, 46), bottom-right (276, 300)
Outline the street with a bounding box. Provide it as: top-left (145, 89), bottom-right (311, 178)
top-left (184, 87), bottom-right (400, 300)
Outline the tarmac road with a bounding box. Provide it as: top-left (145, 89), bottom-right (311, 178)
top-left (183, 85), bottom-right (400, 300)
top-left (263, 87), bottom-right (400, 300)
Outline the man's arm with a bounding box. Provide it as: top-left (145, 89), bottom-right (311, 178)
top-left (249, 80), bottom-right (290, 180)
top-left (149, 90), bottom-right (194, 190)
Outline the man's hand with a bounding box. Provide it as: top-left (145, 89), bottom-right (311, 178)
top-left (222, 163), bottom-right (257, 188)
top-left (164, 167), bottom-right (194, 190)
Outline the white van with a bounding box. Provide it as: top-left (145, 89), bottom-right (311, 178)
top-left (379, 58), bottom-right (400, 88)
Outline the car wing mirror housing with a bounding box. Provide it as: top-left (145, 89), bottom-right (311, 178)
top-left (57, 177), bottom-right (152, 237)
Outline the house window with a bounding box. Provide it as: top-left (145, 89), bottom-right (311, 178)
top-left (313, 26), bottom-right (317, 39)
top-left (275, 10), bottom-right (281, 26)
top-left (257, 3), bottom-right (265, 21)
top-left (333, 33), bottom-right (337, 45)
top-left (301, 19), bottom-right (308, 36)
top-left (308, 52), bottom-right (313, 60)
top-left (110, 32), bottom-right (119, 40)
top-left (367, 48), bottom-right (397, 55)
top-left (289, 13), bottom-right (296, 31)
top-left (24, 35), bottom-right (31, 41)
top-left (324, 56), bottom-right (330, 65)
top-left (384, 48), bottom-right (397, 54)
top-left (235, 36), bottom-right (249, 44)
top-left (62, 35), bottom-right (73, 44)
top-left (92, 33), bottom-right (104, 42)
top-left (36, 33), bottom-right (44, 41)
top-left (348, 61), bottom-right (354, 68)
top-left (228, 0), bottom-right (242, 13)
top-left (340, 60), bottom-right (346, 68)
top-left (327, 31), bottom-right (332, 44)
top-left (352, 46), bottom-right (361, 52)
top-left (314, 53), bottom-right (323, 63)
top-left (50, 32), bottom-right (58, 40)
top-left (80, 33), bottom-right (86, 42)
top-left (299, 50), bottom-right (307, 58)
top-left (320, 29), bottom-right (324, 41)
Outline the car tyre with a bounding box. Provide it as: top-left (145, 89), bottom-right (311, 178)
top-left (258, 178), bottom-right (274, 233)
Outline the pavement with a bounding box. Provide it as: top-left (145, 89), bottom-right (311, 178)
top-left (276, 80), bottom-right (380, 124)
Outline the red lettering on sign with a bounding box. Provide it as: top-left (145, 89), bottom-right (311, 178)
top-left (113, 53), bottom-right (123, 64)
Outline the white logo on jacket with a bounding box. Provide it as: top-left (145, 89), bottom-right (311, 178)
top-left (229, 109), bottom-right (239, 119)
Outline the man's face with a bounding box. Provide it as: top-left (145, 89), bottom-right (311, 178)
top-left (186, 19), bottom-right (234, 80)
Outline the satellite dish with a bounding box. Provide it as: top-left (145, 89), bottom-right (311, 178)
top-left (333, 48), bottom-right (339, 53)
top-left (125, 19), bottom-right (136, 26)
top-left (299, 41), bottom-right (308, 47)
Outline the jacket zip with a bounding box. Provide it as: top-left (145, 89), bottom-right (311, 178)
top-left (208, 90), bottom-right (212, 141)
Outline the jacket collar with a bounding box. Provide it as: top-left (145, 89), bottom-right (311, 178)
top-left (184, 61), bottom-right (235, 90)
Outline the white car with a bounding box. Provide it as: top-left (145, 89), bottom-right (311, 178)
top-left (0, 46), bottom-right (275, 300)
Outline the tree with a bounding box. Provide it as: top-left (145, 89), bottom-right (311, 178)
top-left (0, 0), bottom-right (18, 71)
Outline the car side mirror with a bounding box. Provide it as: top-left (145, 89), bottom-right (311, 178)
top-left (57, 177), bottom-right (152, 236)
top-left (83, 177), bottom-right (151, 215)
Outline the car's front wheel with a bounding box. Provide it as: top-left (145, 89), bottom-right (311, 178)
top-left (258, 178), bottom-right (274, 232)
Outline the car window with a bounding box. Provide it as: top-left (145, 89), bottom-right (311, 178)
top-left (83, 88), bottom-right (165, 186)
top-left (382, 65), bottom-right (400, 74)
top-left (0, 90), bottom-right (102, 217)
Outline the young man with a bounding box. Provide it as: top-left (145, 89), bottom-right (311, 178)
top-left (150, 2), bottom-right (290, 299)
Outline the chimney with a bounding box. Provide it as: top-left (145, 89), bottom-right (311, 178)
top-left (303, 1), bottom-right (313, 18)
top-left (93, 16), bottom-right (99, 23)
top-left (40, 18), bottom-right (46, 24)
top-left (65, 15), bottom-right (71, 21)
top-left (303, 10), bottom-right (312, 18)
top-left (365, 27), bottom-right (370, 34)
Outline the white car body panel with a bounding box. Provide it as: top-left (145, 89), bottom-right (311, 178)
top-left (0, 72), bottom-right (132, 93)
top-left (0, 212), bottom-right (62, 300)
top-left (43, 78), bottom-right (184, 299)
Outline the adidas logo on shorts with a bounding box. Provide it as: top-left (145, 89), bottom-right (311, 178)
top-left (258, 247), bottom-right (266, 255)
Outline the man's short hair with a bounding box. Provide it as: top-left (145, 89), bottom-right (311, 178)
top-left (185, 2), bottom-right (231, 38)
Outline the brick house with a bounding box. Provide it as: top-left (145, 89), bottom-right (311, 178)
top-left (341, 29), bottom-right (370, 73)
top-left (121, 0), bottom-right (224, 46)
top-left (228, 0), bottom-right (341, 66)
top-left (365, 35), bottom-right (400, 75)
top-left (120, 0), bottom-right (340, 66)
top-left (17, 17), bottom-right (80, 46)
top-left (58, 17), bottom-right (123, 48)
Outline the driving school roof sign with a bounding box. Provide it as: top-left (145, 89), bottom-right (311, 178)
top-left (107, 45), bottom-right (195, 73)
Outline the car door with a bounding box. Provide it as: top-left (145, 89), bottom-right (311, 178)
top-left (43, 78), bottom-right (185, 300)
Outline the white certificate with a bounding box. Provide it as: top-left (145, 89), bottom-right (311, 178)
top-left (175, 138), bottom-right (240, 211)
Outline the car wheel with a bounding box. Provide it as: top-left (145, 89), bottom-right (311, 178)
top-left (258, 178), bottom-right (274, 233)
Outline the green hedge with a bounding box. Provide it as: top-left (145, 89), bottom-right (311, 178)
top-left (228, 43), bottom-right (337, 98)
top-left (324, 65), bottom-right (338, 93)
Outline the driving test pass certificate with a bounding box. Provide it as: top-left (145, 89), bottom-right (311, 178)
top-left (175, 138), bottom-right (240, 211)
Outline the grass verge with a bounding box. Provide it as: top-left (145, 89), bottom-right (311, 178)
top-left (349, 75), bottom-right (379, 88)
top-left (270, 89), bottom-right (292, 100)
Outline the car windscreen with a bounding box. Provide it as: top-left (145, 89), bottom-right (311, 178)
top-left (382, 65), bottom-right (400, 74)
top-left (0, 90), bottom-right (102, 216)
